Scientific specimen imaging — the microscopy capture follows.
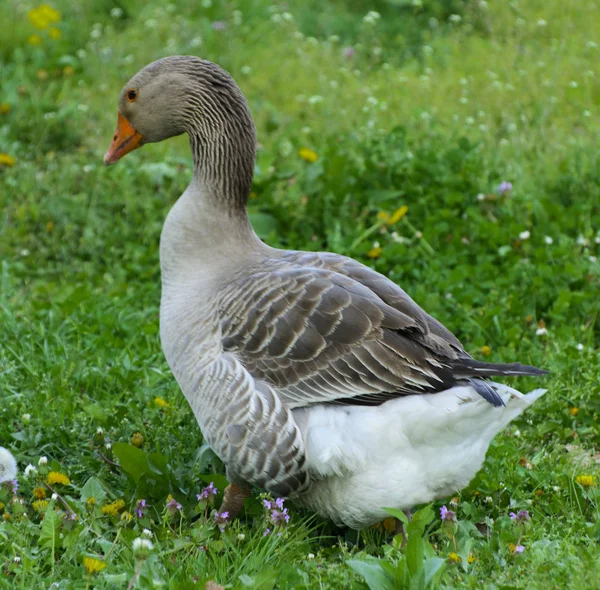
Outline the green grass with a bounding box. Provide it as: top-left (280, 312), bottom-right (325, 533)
top-left (1, 0), bottom-right (599, 587)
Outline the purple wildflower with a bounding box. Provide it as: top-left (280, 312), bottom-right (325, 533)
top-left (440, 505), bottom-right (456, 522)
top-left (197, 482), bottom-right (218, 501)
top-left (509, 510), bottom-right (530, 523)
top-left (214, 511), bottom-right (229, 532)
top-left (136, 499), bottom-right (147, 518)
top-left (270, 507), bottom-right (290, 525)
top-left (212, 21), bottom-right (226, 31)
top-left (343, 46), bottom-right (355, 59)
top-left (497, 181), bottom-right (513, 195)
top-left (514, 544), bottom-right (525, 553)
top-left (263, 499), bottom-right (274, 510)
top-left (275, 497), bottom-right (285, 510)
top-left (263, 527), bottom-right (271, 536)
top-left (6, 479), bottom-right (18, 494)
top-left (166, 497), bottom-right (182, 514)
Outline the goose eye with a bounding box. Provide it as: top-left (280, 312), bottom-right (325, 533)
top-left (126, 89), bottom-right (138, 102)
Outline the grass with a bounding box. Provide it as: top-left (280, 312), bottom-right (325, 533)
top-left (1, 0), bottom-right (599, 587)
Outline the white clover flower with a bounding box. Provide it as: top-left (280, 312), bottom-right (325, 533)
top-left (13, 556), bottom-right (21, 563)
top-left (449, 14), bottom-right (462, 23)
top-left (485, 496), bottom-right (493, 503)
top-left (553, 486), bottom-right (561, 492)
top-left (133, 537), bottom-right (154, 558)
top-left (307, 553), bottom-right (315, 560)
top-left (576, 343), bottom-right (584, 351)
top-left (105, 443), bottom-right (112, 450)
top-left (96, 427), bottom-right (103, 435)
top-left (0, 447), bottom-right (17, 483)
top-left (24, 464), bottom-right (37, 477)
top-left (142, 528), bottom-right (153, 538)
top-left (519, 230), bottom-right (530, 240)
top-left (363, 11), bottom-right (381, 25)
top-left (110, 7), bottom-right (123, 18)
top-left (576, 236), bottom-right (589, 246)
top-left (544, 236), bottom-right (553, 245)
top-left (52, 493), bottom-right (58, 500)
top-left (308, 95), bottom-right (323, 105)
top-left (237, 533), bottom-right (246, 540)
top-left (536, 327), bottom-right (548, 336)
top-left (476, 193), bottom-right (486, 201)
top-left (39, 456), bottom-right (48, 466)
top-left (22, 414), bottom-right (31, 422)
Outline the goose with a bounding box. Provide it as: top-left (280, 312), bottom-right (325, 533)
top-left (104, 56), bottom-right (547, 529)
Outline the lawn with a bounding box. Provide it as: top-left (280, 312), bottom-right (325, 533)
top-left (1, 0), bottom-right (599, 588)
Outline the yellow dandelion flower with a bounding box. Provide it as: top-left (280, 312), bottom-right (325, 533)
top-left (481, 345), bottom-right (491, 356)
top-left (33, 487), bottom-right (47, 499)
top-left (0, 153), bottom-right (16, 167)
top-left (0, 503), bottom-right (4, 511)
top-left (32, 500), bottom-right (49, 512)
top-left (575, 475), bottom-right (597, 488)
top-left (120, 511), bottom-right (133, 522)
top-left (29, 4), bottom-right (61, 30)
top-left (377, 211), bottom-right (390, 223)
top-left (49, 27), bottom-right (61, 40)
top-left (467, 554), bottom-right (476, 564)
top-left (47, 472), bottom-right (70, 486)
top-left (367, 246), bottom-right (382, 259)
top-left (299, 148), bottom-right (318, 163)
top-left (130, 432), bottom-right (144, 448)
top-left (46, 221), bottom-right (55, 233)
top-left (154, 397), bottom-right (170, 408)
top-left (86, 496), bottom-right (96, 506)
top-left (448, 552), bottom-right (461, 563)
top-left (569, 407), bottom-right (579, 417)
top-left (36, 69), bottom-right (48, 81)
top-left (389, 205), bottom-right (408, 224)
top-left (28, 34), bottom-right (43, 45)
top-left (62, 66), bottom-right (74, 76)
top-left (83, 556), bottom-right (106, 574)
top-left (0, 103), bottom-right (10, 114)
top-left (3, 512), bottom-right (10, 521)
top-left (101, 499), bottom-right (125, 516)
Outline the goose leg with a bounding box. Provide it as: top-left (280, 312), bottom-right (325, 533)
top-left (220, 483), bottom-right (251, 519)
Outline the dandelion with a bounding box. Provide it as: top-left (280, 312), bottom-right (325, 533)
top-left (101, 499), bottom-right (125, 516)
top-left (62, 65), bottom-right (75, 76)
top-left (133, 537), bottom-right (154, 559)
top-left (154, 397), bottom-right (169, 408)
top-left (32, 500), bottom-right (49, 512)
top-left (136, 499), bottom-right (147, 518)
top-left (497, 181), bottom-right (513, 195)
top-left (197, 482), bottom-right (218, 500)
top-left (24, 464), bottom-right (37, 477)
top-left (448, 552), bottom-right (461, 562)
top-left (83, 557), bottom-right (106, 574)
top-left (49, 27), bottom-right (61, 40)
top-left (367, 244), bottom-right (382, 259)
top-left (33, 487), bottom-right (47, 499)
top-left (28, 34), bottom-right (43, 45)
top-left (569, 407), bottom-right (579, 416)
top-left (440, 505), bottom-right (456, 522)
top-left (130, 432), bottom-right (144, 447)
top-left (86, 497), bottom-right (96, 506)
top-left (166, 495), bottom-right (182, 514)
top-left (120, 511), bottom-right (133, 522)
top-left (575, 475), bottom-right (597, 488)
top-left (0, 448), bottom-right (17, 483)
top-left (47, 472), bottom-right (70, 486)
top-left (299, 148), bottom-right (318, 163)
top-left (0, 103), bottom-right (10, 114)
top-left (29, 5), bottom-right (61, 30)
top-left (509, 510), bottom-right (530, 523)
top-left (481, 345), bottom-right (491, 356)
top-left (0, 153), bottom-right (16, 167)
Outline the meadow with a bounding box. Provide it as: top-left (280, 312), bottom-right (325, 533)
top-left (1, 0), bottom-right (599, 587)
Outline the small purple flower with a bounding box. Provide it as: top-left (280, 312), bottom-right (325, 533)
top-left (509, 510), bottom-right (530, 523)
top-left (6, 479), bottom-right (18, 494)
top-left (514, 544), bottom-right (525, 553)
top-left (343, 46), bottom-right (355, 59)
top-left (197, 482), bottom-right (218, 501)
top-left (497, 181), bottom-right (513, 195)
top-left (440, 505), bottom-right (456, 522)
top-left (166, 497), bottom-right (182, 514)
top-left (214, 511), bottom-right (229, 532)
top-left (136, 499), bottom-right (147, 519)
top-left (274, 497), bottom-right (285, 510)
top-left (212, 21), bottom-right (226, 31)
top-left (263, 527), bottom-right (271, 536)
top-left (270, 508), bottom-right (290, 525)
top-left (263, 499), bottom-right (273, 510)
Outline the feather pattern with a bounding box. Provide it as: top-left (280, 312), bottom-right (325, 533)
top-left (114, 56), bottom-right (548, 527)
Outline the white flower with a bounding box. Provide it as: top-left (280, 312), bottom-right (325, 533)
top-left (476, 193), bottom-right (486, 201)
top-left (13, 556), bottom-right (21, 564)
top-left (0, 447), bottom-right (17, 483)
top-left (52, 493), bottom-right (58, 500)
top-left (449, 14), bottom-right (462, 23)
top-left (237, 533), bottom-right (246, 540)
top-left (569, 81), bottom-right (578, 88)
top-left (96, 427), bottom-right (103, 435)
top-left (514, 429), bottom-right (521, 437)
top-left (553, 486), bottom-right (561, 492)
top-left (536, 327), bottom-right (548, 336)
top-left (537, 19), bottom-right (547, 27)
top-left (22, 414), bottom-right (31, 422)
top-left (308, 95), bottom-right (323, 105)
top-left (142, 528), bottom-right (153, 538)
top-left (307, 553), bottom-right (315, 560)
top-left (576, 343), bottom-right (584, 351)
top-left (133, 537), bottom-right (154, 558)
top-left (24, 464), bottom-right (37, 477)
top-left (363, 11), bottom-right (381, 25)
top-left (576, 236), bottom-right (589, 246)
top-left (110, 7), bottom-right (123, 18)
top-left (485, 496), bottom-right (493, 503)
top-left (39, 456), bottom-right (48, 466)
top-left (544, 236), bottom-right (553, 244)
top-left (105, 443), bottom-right (112, 450)
top-left (519, 230), bottom-right (530, 240)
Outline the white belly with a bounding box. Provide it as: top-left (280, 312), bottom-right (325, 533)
top-left (292, 384), bottom-right (545, 529)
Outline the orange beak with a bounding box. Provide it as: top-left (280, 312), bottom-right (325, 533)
top-left (104, 111), bottom-right (143, 166)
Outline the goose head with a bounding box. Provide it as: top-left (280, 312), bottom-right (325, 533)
top-left (104, 56), bottom-right (257, 206)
